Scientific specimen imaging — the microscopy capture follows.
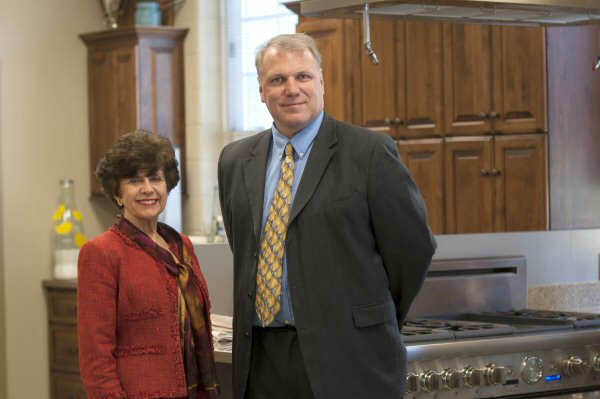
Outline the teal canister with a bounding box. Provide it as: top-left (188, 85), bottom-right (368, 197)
top-left (136, 1), bottom-right (162, 26)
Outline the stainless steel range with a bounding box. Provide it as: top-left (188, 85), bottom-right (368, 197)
top-left (403, 256), bottom-right (600, 398)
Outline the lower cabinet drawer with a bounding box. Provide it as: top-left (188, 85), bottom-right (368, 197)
top-left (50, 325), bottom-right (79, 373)
top-left (51, 372), bottom-right (87, 399)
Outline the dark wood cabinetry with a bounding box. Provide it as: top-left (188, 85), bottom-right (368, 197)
top-left (443, 24), bottom-right (547, 136)
top-left (296, 18), bottom-right (360, 124)
top-left (79, 27), bottom-right (187, 195)
top-left (397, 139), bottom-right (445, 234)
top-left (43, 280), bottom-right (86, 399)
top-left (300, 18), bottom-right (548, 234)
top-left (360, 20), bottom-right (445, 139)
top-left (445, 134), bottom-right (547, 233)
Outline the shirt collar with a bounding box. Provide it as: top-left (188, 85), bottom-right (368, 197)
top-left (271, 112), bottom-right (324, 160)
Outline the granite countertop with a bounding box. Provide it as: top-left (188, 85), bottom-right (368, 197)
top-left (528, 282), bottom-right (600, 313)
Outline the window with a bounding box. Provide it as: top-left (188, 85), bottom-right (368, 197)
top-left (226, 0), bottom-right (298, 132)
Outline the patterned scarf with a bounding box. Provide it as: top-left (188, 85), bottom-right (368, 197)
top-left (117, 216), bottom-right (220, 398)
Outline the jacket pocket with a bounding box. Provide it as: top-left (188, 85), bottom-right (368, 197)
top-left (352, 300), bottom-right (394, 328)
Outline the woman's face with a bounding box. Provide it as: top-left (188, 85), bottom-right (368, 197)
top-left (116, 169), bottom-right (168, 228)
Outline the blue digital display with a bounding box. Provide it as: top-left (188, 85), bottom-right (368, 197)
top-left (545, 374), bottom-right (562, 382)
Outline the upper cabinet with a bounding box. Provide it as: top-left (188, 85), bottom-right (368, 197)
top-left (80, 27), bottom-right (188, 195)
top-left (358, 19), bottom-right (445, 139)
top-left (445, 134), bottom-right (547, 234)
top-left (444, 24), bottom-right (547, 136)
top-left (299, 17), bottom-right (549, 235)
top-left (296, 18), bottom-right (360, 124)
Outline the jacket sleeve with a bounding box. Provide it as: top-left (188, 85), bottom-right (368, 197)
top-left (367, 135), bottom-right (437, 325)
top-left (77, 239), bottom-right (126, 399)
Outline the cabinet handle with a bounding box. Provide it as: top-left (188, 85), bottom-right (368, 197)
top-left (479, 112), bottom-right (486, 120)
top-left (489, 111), bottom-right (500, 120)
top-left (480, 169), bottom-right (490, 176)
top-left (365, 119), bottom-right (392, 127)
top-left (393, 117), bottom-right (403, 125)
top-left (491, 168), bottom-right (501, 176)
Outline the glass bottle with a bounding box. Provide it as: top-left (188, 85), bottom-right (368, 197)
top-left (210, 185), bottom-right (227, 243)
top-left (52, 179), bottom-right (87, 279)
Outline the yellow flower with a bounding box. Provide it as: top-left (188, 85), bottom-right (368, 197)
top-left (55, 221), bottom-right (73, 235)
top-left (75, 232), bottom-right (87, 248)
top-left (73, 210), bottom-right (84, 221)
top-left (52, 204), bottom-right (66, 221)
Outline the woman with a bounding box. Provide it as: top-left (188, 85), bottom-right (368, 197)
top-left (78, 130), bottom-right (220, 399)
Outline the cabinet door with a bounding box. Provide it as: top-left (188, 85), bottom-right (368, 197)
top-left (400, 21), bottom-right (445, 138)
top-left (492, 27), bottom-right (547, 134)
top-left (298, 18), bottom-right (360, 124)
top-left (358, 18), bottom-right (398, 136)
top-left (494, 134), bottom-right (548, 231)
top-left (88, 47), bottom-right (138, 194)
top-left (397, 139), bottom-right (445, 234)
top-left (443, 24), bottom-right (494, 136)
top-left (445, 136), bottom-right (494, 233)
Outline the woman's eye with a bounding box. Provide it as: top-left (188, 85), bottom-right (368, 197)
top-left (150, 175), bottom-right (163, 182)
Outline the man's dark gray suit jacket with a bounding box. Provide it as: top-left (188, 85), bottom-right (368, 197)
top-left (218, 113), bottom-right (437, 399)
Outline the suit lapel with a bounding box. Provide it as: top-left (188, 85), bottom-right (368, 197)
top-left (242, 131), bottom-right (272, 243)
top-left (289, 114), bottom-right (337, 224)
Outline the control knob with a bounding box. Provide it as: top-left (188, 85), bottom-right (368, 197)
top-left (405, 373), bottom-right (420, 393)
top-left (521, 356), bottom-right (544, 384)
top-left (562, 356), bottom-right (590, 377)
top-left (419, 370), bottom-right (441, 392)
top-left (441, 368), bottom-right (462, 389)
top-left (484, 363), bottom-right (506, 385)
top-left (593, 354), bottom-right (600, 373)
top-left (463, 366), bottom-right (484, 387)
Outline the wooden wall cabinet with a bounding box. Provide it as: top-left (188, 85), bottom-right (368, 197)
top-left (79, 27), bottom-right (188, 195)
top-left (397, 139), bottom-right (445, 234)
top-left (445, 134), bottom-right (547, 234)
top-left (299, 17), bottom-right (549, 234)
top-left (443, 24), bottom-right (547, 136)
top-left (43, 280), bottom-right (87, 399)
top-left (296, 18), bottom-right (360, 124)
top-left (360, 19), bottom-right (445, 139)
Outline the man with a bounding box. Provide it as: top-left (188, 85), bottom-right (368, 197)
top-left (218, 33), bottom-right (436, 399)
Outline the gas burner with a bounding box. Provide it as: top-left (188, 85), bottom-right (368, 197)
top-left (404, 318), bottom-right (517, 339)
top-left (492, 309), bottom-right (600, 328)
top-left (400, 326), bottom-right (454, 343)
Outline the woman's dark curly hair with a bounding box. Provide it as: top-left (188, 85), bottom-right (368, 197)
top-left (95, 130), bottom-right (180, 206)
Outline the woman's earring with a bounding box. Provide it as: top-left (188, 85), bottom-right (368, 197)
top-left (116, 198), bottom-right (123, 207)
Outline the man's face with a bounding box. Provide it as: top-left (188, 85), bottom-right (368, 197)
top-left (259, 48), bottom-right (324, 138)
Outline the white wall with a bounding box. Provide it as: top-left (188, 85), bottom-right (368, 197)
top-left (178, 0), bottom-right (226, 236)
top-left (0, 1), bottom-right (105, 398)
top-left (0, 52), bottom-right (6, 399)
top-left (434, 230), bottom-right (600, 285)
top-left (1, 1), bottom-right (599, 397)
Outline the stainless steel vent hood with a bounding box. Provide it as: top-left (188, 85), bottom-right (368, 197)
top-left (300, 0), bottom-right (600, 26)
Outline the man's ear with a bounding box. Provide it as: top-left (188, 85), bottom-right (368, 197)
top-left (259, 85), bottom-right (266, 103)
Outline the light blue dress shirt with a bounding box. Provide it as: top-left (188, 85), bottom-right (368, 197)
top-left (253, 112), bottom-right (324, 327)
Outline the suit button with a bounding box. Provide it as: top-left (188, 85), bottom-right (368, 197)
top-left (244, 331), bottom-right (250, 338)
top-left (253, 252), bottom-right (257, 258)
top-left (247, 291), bottom-right (252, 298)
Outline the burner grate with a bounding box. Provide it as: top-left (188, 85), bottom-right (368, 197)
top-left (493, 309), bottom-right (600, 328)
top-left (404, 318), bottom-right (517, 339)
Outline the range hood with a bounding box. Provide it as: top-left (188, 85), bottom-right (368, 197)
top-left (300, 0), bottom-right (600, 26)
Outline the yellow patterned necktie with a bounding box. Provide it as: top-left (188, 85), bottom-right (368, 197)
top-left (255, 142), bottom-right (295, 327)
